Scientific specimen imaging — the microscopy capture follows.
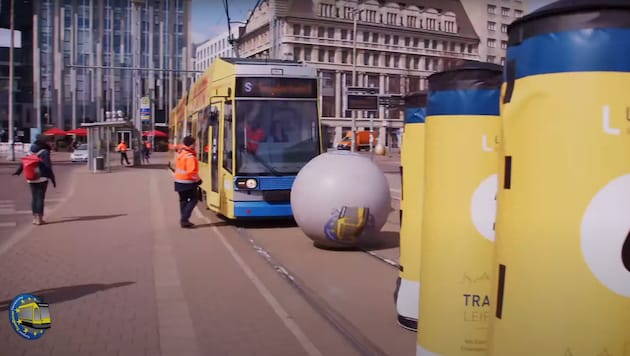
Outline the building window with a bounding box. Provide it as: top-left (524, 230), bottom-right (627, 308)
top-left (432, 40), bottom-right (437, 49)
top-left (342, 50), bottom-right (348, 64)
top-left (406, 15), bottom-right (416, 27)
top-left (385, 34), bottom-right (391, 44)
top-left (393, 35), bottom-right (399, 45)
top-left (387, 13), bottom-right (397, 25)
top-left (344, 6), bottom-right (353, 19)
top-left (468, 44), bottom-right (474, 53)
top-left (385, 54), bottom-right (391, 67)
top-left (413, 38), bottom-right (419, 47)
top-left (501, 24), bottom-right (508, 33)
top-left (425, 39), bottom-right (430, 48)
top-left (404, 37), bottom-right (410, 46)
top-left (364, 53), bottom-right (370, 65)
top-left (450, 42), bottom-right (455, 51)
top-left (445, 21), bottom-right (455, 33)
top-left (293, 24), bottom-right (300, 35)
top-left (427, 18), bottom-right (436, 30)
top-left (318, 49), bottom-right (325, 62)
top-left (294, 47), bottom-right (301, 61)
top-left (502, 7), bottom-right (510, 16)
top-left (372, 53), bottom-right (378, 66)
top-left (393, 55), bottom-right (400, 68)
top-left (318, 27), bottom-right (325, 37)
top-left (487, 39), bottom-right (496, 48)
top-left (487, 55), bottom-right (496, 63)
top-left (372, 33), bottom-right (378, 43)
top-left (414, 57), bottom-right (419, 69)
top-left (363, 31), bottom-right (369, 41)
top-left (304, 26), bottom-right (311, 36)
top-left (320, 3), bottom-right (334, 17)
top-left (488, 5), bottom-right (496, 14)
top-left (327, 27), bottom-right (334, 39)
top-left (304, 48), bottom-right (312, 61)
top-left (488, 21), bottom-right (496, 31)
top-left (328, 50), bottom-right (335, 63)
top-left (501, 40), bottom-right (508, 49)
top-left (366, 10), bottom-right (377, 22)
top-left (341, 29), bottom-right (347, 40)
top-left (501, 57), bottom-right (506, 65)
top-left (514, 9), bottom-right (523, 17)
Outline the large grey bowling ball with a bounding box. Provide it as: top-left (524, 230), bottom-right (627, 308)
top-left (291, 151), bottom-right (391, 248)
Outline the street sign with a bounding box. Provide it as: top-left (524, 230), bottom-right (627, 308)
top-left (347, 94), bottom-right (378, 110)
top-left (346, 86), bottom-right (378, 95)
top-left (378, 95), bottom-right (405, 108)
top-left (140, 96), bottom-right (151, 122)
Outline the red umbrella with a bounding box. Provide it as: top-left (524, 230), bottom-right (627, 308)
top-left (142, 130), bottom-right (168, 137)
top-left (43, 128), bottom-right (67, 136)
top-left (67, 128), bottom-right (88, 136)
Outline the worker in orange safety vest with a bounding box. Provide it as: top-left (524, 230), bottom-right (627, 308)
top-left (173, 135), bottom-right (201, 228)
top-left (116, 140), bottom-right (131, 166)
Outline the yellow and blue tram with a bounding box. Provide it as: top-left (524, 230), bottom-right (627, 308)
top-left (169, 58), bottom-right (324, 219)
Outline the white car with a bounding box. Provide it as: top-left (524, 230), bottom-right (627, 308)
top-left (70, 144), bottom-right (89, 162)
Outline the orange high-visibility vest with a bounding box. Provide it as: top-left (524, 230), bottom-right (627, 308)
top-left (174, 147), bottom-right (199, 183)
top-left (117, 142), bottom-right (128, 152)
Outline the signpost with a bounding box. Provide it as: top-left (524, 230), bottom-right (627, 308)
top-left (140, 96), bottom-right (151, 122)
top-left (346, 87), bottom-right (378, 152)
top-left (345, 87), bottom-right (405, 152)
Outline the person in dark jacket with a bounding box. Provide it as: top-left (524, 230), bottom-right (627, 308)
top-left (13, 137), bottom-right (57, 225)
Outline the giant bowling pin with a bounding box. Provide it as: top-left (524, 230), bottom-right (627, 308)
top-left (396, 105), bottom-right (427, 331)
top-left (417, 62), bottom-right (502, 356)
top-left (488, 1), bottom-right (630, 355)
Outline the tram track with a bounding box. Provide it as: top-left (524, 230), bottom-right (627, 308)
top-left (229, 224), bottom-right (393, 356)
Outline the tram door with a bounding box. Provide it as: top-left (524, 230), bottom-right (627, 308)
top-left (207, 103), bottom-right (221, 208)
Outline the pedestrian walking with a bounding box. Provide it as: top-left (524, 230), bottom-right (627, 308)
top-left (117, 140), bottom-right (131, 166)
top-left (174, 136), bottom-right (201, 228)
top-left (12, 137), bottom-right (57, 225)
top-left (142, 139), bottom-right (151, 164)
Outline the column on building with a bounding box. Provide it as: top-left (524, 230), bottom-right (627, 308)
top-left (334, 71), bottom-right (341, 118)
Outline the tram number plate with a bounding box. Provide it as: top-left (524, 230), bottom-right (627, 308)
top-left (263, 190), bottom-right (291, 202)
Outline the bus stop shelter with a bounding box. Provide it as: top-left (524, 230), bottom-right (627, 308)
top-left (80, 121), bottom-right (143, 172)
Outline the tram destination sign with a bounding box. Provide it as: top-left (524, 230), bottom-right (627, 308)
top-left (236, 77), bottom-right (318, 98)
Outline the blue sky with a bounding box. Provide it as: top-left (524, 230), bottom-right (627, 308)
top-left (191, 0), bottom-right (259, 43)
top-left (190, 0), bottom-right (556, 44)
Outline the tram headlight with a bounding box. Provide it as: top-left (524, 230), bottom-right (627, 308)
top-left (245, 179), bottom-right (258, 189)
top-left (236, 178), bottom-right (259, 190)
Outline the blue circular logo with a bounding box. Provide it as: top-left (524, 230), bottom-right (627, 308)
top-left (9, 294), bottom-right (52, 340)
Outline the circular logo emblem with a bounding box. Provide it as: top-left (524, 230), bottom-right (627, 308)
top-left (581, 174), bottom-right (630, 297)
top-left (9, 294), bottom-right (52, 340)
top-left (471, 174), bottom-right (498, 242)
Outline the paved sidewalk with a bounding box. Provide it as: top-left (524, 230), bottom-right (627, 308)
top-left (0, 155), bottom-right (322, 356)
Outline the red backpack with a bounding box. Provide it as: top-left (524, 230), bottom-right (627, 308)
top-left (21, 150), bottom-right (46, 181)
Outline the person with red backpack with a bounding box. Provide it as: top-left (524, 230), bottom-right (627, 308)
top-left (12, 137), bottom-right (57, 225)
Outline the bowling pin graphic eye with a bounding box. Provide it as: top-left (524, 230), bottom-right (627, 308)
top-left (471, 174), bottom-right (498, 242)
top-left (580, 174), bottom-right (630, 297)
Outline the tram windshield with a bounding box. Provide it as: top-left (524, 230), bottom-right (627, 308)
top-left (236, 99), bottom-right (320, 175)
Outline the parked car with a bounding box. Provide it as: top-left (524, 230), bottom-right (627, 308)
top-left (70, 144), bottom-right (88, 162)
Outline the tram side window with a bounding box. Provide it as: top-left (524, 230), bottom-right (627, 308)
top-left (200, 107), bottom-right (212, 163)
top-left (223, 101), bottom-right (233, 173)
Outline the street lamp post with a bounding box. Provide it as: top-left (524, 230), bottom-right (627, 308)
top-left (8, 0), bottom-right (15, 161)
top-left (351, 7), bottom-right (362, 153)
